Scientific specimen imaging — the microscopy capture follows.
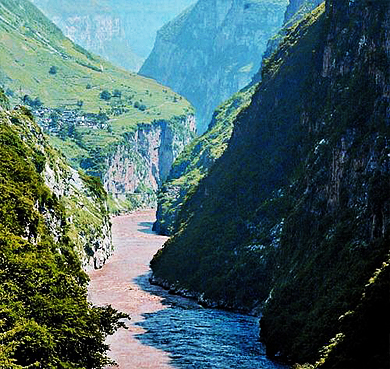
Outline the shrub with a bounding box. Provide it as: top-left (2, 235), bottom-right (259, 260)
top-left (100, 90), bottom-right (111, 101)
top-left (49, 65), bottom-right (57, 75)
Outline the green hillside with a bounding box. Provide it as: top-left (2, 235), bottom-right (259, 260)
top-left (0, 0), bottom-right (194, 212)
top-left (0, 90), bottom-right (127, 368)
top-left (151, 1), bottom-right (390, 367)
top-left (0, 0), bottom-right (192, 146)
top-left (0, 0), bottom-right (191, 120)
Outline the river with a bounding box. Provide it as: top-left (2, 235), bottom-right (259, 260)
top-left (88, 210), bottom-right (287, 369)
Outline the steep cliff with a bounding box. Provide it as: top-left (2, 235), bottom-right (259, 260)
top-left (30, 0), bottom-right (195, 71)
top-left (0, 0), bottom-right (196, 213)
top-left (140, 0), bottom-right (288, 132)
top-left (102, 116), bottom-right (196, 212)
top-left (153, 0), bottom-right (325, 235)
top-left (151, 1), bottom-right (389, 367)
top-left (0, 91), bottom-right (126, 367)
top-left (154, 86), bottom-right (255, 235)
top-left (0, 97), bottom-right (113, 270)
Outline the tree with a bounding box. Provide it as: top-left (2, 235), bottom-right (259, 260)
top-left (112, 89), bottom-right (122, 98)
top-left (49, 65), bottom-right (57, 75)
top-left (100, 90), bottom-right (111, 101)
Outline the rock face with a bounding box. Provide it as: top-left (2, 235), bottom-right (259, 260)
top-left (153, 0), bottom-right (324, 235)
top-left (103, 116), bottom-right (196, 211)
top-left (140, 0), bottom-right (288, 132)
top-left (44, 161), bottom-right (113, 271)
top-left (30, 0), bottom-right (195, 71)
top-left (1, 99), bottom-right (113, 271)
top-left (151, 0), bottom-right (390, 367)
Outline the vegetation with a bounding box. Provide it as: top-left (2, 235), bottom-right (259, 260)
top-left (151, 1), bottom-right (390, 367)
top-left (0, 0), bottom-right (194, 212)
top-left (0, 97), bottom-right (128, 368)
top-left (154, 85), bottom-right (256, 235)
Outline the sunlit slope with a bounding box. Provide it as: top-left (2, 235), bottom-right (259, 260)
top-left (0, 0), bottom-right (192, 131)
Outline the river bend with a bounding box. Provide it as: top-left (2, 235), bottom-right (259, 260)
top-left (88, 210), bottom-right (287, 369)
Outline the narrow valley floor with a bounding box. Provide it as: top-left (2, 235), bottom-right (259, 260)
top-left (88, 210), bottom-right (287, 369)
top-left (88, 210), bottom-right (172, 369)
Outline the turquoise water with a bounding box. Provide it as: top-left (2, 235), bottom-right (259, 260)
top-left (135, 274), bottom-right (288, 369)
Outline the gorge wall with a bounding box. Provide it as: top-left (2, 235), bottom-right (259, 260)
top-left (151, 0), bottom-right (390, 367)
top-left (0, 89), bottom-right (126, 368)
top-left (153, 0), bottom-right (325, 235)
top-left (153, 86), bottom-right (255, 235)
top-left (29, 0), bottom-right (195, 71)
top-left (103, 116), bottom-right (196, 211)
top-left (139, 0), bottom-right (288, 132)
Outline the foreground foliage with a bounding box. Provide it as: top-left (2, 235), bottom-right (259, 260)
top-left (0, 94), bottom-right (127, 368)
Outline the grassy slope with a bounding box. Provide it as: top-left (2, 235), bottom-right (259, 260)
top-left (0, 0), bottom-right (190, 118)
top-left (0, 0), bottom-right (192, 163)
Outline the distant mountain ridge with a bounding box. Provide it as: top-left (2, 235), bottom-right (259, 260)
top-left (29, 0), bottom-right (195, 71)
top-left (140, 0), bottom-right (288, 132)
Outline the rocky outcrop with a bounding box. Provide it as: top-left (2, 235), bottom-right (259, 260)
top-left (44, 162), bottom-right (113, 271)
top-left (151, 0), bottom-right (390, 367)
top-left (104, 116), bottom-right (196, 212)
top-left (0, 91), bottom-right (127, 367)
top-left (30, 0), bottom-right (194, 71)
top-left (140, 0), bottom-right (288, 132)
top-left (5, 102), bottom-right (113, 271)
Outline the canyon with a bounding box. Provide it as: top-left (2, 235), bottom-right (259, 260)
top-left (0, 0), bottom-right (388, 368)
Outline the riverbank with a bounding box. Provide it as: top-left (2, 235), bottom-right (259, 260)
top-left (87, 210), bottom-right (287, 369)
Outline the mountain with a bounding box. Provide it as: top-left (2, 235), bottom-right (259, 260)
top-left (29, 0), bottom-right (195, 71)
top-left (0, 90), bottom-right (126, 367)
top-left (153, 0), bottom-right (325, 234)
top-left (0, 0), bottom-right (195, 212)
top-left (150, 0), bottom-right (390, 367)
top-left (139, 0), bottom-right (288, 132)
top-left (154, 85), bottom-right (256, 235)
top-left (153, 0), bottom-right (327, 236)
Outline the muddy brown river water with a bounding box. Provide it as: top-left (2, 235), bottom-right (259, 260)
top-left (88, 210), bottom-right (287, 369)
